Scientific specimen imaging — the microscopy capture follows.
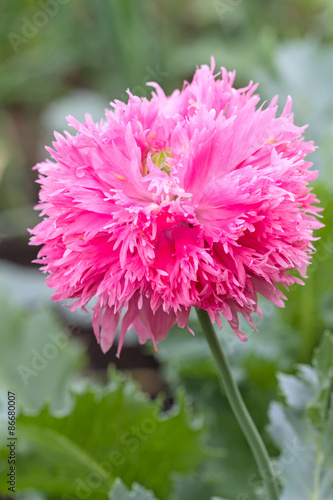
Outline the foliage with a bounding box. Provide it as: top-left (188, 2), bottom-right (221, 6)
top-left (0, 367), bottom-right (205, 499)
top-left (268, 331), bottom-right (333, 499)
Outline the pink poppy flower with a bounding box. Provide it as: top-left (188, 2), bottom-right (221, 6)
top-left (30, 58), bottom-right (322, 355)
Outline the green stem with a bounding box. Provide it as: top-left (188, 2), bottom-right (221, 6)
top-left (196, 309), bottom-right (279, 500)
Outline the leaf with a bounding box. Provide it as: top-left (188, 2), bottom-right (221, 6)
top-left (313, 330), bottom-right (333, 381)
top-left (171, 474), bottom-right (234, 500)
top-left (308, 331), bottom-right (333, 430)
top-left (267, 331), bottom-right (333, 500)
top-left (0, 371), bottom-right (204, 500)
top-left (0, 294), bottom-right (86, 413)
top-left (172, 474), bottom-right (216, 500)
top-left (277, 373), bottom-right (313, 411)
top-left (109, 478), bottom-right (158, 500)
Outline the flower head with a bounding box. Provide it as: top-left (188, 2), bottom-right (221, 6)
top-left (30, 58), bottom-right (322, 354)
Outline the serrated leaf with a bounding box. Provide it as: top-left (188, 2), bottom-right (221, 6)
top-left (313, 331), bottom-right (333, 382)
top-left (323, 401), bottom-right (333, 466)
top-left (0, 372), bottom-right (204, 500)
top-left (268, 402), bottom-right (317, 498)
top-left (268, 331), bottom-right (333, 500)
top-left (277, 373), bottom-right (314, 411)
top-left (172, 474), bottom-right (216, 500)
top-left (109, 478), bottom-right (158, 499)
top-left (308, 331), bottom-right (333, 430)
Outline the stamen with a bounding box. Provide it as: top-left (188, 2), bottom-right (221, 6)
top-left (114, 174), bottom-right (128, 181)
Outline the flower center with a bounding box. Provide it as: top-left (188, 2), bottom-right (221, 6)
top-left (141, 149), bottom-right (172, 176)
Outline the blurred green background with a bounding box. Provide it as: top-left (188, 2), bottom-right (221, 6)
top-left (0, 1), bottom-right (333, 499)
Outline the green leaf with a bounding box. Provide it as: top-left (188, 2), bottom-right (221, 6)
top-left (313, 329), bottom-right (333, 380)
top-left (109, 478), bottom-right (158, 499)
top-left (277, 373), bottom-right (313, 411)
top-left (268, 331), bottom-right (333, 500)
top-left (171, 474), bottom-right (234, 500)
top-left (0, 294), bottom-right (86, 413)
top-left (172, 474), bottom-right (216, 500)
top-left (0, 371), bottom-right (204, 500)
top-left (308, 330), bottom-right (333, 430)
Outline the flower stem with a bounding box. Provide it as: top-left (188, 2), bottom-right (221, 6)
top-left (196, 309), bottom-right (279, 500)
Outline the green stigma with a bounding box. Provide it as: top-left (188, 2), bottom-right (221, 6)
top-left (151, 149), bottom-right (172, 176)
